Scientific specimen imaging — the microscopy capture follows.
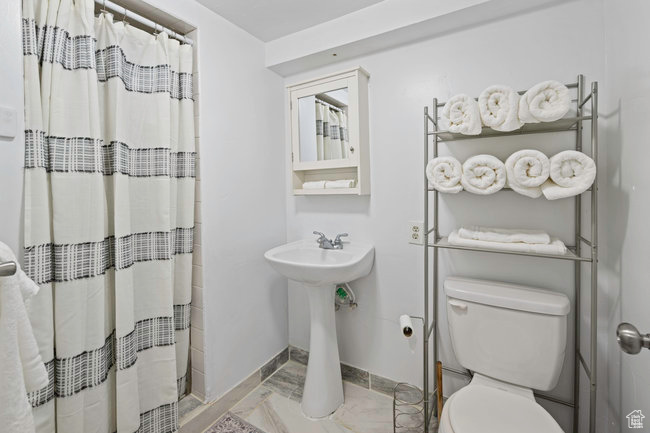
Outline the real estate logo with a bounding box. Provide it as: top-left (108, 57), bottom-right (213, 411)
top-left (627, 410), bottom-right (645, 429)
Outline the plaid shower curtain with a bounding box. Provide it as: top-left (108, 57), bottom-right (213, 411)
top-left (22, 0), bottom-right (195, 431)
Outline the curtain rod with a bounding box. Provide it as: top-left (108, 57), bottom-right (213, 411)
top-left (316, 97), bottom-right (344, 113)
top-left (95, 0), bottom-right (194, 46)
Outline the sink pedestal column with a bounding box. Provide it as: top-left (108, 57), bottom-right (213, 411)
top-left (301, 283), bottom-right (344, 418)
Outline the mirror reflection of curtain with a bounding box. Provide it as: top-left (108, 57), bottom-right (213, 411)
top-left (338, 111), bottom-right (348, 158)
top-left (315, 101), bottom-right (348, 160)
top-left (328, 108), bottom-right (341, 160)
top-left (315, 102), bottom-right (325, 160)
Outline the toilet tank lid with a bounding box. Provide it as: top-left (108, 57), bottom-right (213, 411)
top-left (444, 277), bottom-right (570, 316)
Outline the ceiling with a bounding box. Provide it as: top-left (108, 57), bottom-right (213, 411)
top-left (196, 0), bottom-right (386, 42)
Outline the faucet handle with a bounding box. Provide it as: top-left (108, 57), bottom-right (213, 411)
top-left (313, 231), bottom-right (327, 242)
top-left (334, 233), bottom-right (349, 243)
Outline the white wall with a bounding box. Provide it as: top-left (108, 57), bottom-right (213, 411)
top-left (283, 1), bottom-right (605, 431)
top-left (0, 0), bottom-right (288, 403)
top-left (126, 0), bottom-right (288, 401)
top-left (0, 0), bottom-right (25, 255)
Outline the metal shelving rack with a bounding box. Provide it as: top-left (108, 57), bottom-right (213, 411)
top-left (421, 75), bottom-right (598, 433)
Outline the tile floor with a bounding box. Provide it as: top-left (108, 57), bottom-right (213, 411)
top-left (180, 394), bottom-right (204, 420)
top-left (208, 360), bottom-right (407, 433)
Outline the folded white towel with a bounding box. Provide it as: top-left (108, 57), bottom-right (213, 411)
top-left (458, 226), bottom-right (551, 245)
top-left (461, 155), bottom-right (506, 195)
top-left (303, 181), bottom-right (326, 189)
top-left (448, 230), bottom-right (567, 255)
top-left (441, 94), bottom-right (482, 135)
top-left (426, 157), bottom-right (463, 193)
top-left (505, 149), bottom-right (550, 198)
top-left (541, 150), bottom-right (596, 200)
top-left (478, 85), bottom-right (523, 132)
top-left (519, 80), bottom-right (571, 123)
top-left (325, 179), bottom-right (355, 189)
top-left (0, 242), bottom-right (48, 433)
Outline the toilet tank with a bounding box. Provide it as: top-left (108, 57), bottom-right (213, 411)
top-left (444, 276), bottom-right (570, 391)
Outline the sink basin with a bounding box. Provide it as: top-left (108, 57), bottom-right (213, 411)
top-left (264, 239), bottom-right (374, 286)
top-left (264, 239), bottom-right (375, 418)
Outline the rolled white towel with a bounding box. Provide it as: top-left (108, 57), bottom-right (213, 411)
top-left (303, 181), bottom-right (326, 189)
top-left (441, 94), bottom-right (482, 135)
top-left (448, 230), bottom-right (567, 255)
top-left (519, 80), bottom-right (571, 123)
top-left (426, 157), bottom-right (463, 193)
top-left (541, 150), bottom-right (596, 200)
top-left (461, 154), bottom-right (506, 195)
top-left (325, 179), bottom-right (355, 189)
top-left (478, 85), bottom-right (523, 132)
top-left (505, 149), bottom-right (550, 198)
top-left (458, 226), bottom-right (551, 245)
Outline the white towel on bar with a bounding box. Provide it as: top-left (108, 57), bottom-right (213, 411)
top-left (0, 242), bottom-right (49, 433)
top-left (303, 180), bottom-right (326, 189)
top-left (478, 85), bottom-right (523, 132)
top-left (461, 154), bottom-right (506, 195)
top-left (519, 80), bottom-right (571, 123)
top-left (458, 226), bottom-right (551, 245)
top-left (441, 94), bottom-right (482, 135)
top-left (541, 150), bottom-right (596, 200)
top-left (505, 149), bottom-right (550, 198)
top-left (426, 157), bottom-right (463, 193)
top-left (448, 230), bottom-right (567, 255)
top-left (326, 179), bottom-right (355, 189)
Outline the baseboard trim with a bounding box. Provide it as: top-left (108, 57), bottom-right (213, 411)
top-left (288, 345), bottom-right (401, 397)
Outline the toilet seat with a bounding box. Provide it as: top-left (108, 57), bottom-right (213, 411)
top-left (446, 383), bottom-right (564, 433)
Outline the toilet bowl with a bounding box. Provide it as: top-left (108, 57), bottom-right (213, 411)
top-left (439, 374), bottom-right (564, 433)
top-left (441, 276), bottom-right (570, 433)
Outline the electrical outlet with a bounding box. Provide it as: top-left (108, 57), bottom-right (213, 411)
top-left (408, 220), bottom-right (424, 245)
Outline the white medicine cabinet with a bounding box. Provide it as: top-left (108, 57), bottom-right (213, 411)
top-left (288, 67), bottom-right (370, 195)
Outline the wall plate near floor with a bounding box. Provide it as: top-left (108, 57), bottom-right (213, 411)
top-left (408, 220), bottom-right (424, 245)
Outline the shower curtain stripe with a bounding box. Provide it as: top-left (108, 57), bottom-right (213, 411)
top-left (29, 303), bottom-right (191, 408)
top-left (23, 19), bottom-right (193, 100)
top-left (22, 0), bottom-right (195, 431)
top-left (24, 132), bottom-right (196, 178)
top-left (23, 228), bottom-right (194, 285)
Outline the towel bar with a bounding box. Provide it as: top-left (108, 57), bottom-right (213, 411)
top-left (0, 261), bottom-right (17, 277)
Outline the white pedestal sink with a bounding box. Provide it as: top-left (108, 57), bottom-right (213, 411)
top-left (264, 239), bottom-right (375, 418)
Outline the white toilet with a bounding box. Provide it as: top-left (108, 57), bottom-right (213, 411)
top-left (440, 276), bottom-right (570, 433)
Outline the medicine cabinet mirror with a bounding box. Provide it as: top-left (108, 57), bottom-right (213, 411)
top-left (288, 67), bottom-right (370, 195)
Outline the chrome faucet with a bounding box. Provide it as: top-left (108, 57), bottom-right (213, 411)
top-left (313, 231), bottom-right (348, 249)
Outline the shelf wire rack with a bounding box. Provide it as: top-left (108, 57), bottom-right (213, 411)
top-left (421, 74), bottom-right (598, 433)
top-left (393, 382), bottom-right (425, 433)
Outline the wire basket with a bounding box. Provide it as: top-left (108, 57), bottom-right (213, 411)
top-left (393, 382), bottom-right (425, 433)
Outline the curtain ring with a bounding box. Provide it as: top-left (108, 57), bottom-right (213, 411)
top-left (101, 0), bottom-right (106, 13)
top-left (122, 6), bottom-right (128, 24)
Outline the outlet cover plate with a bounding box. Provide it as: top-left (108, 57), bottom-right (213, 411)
top-left (408, 220), bottom-right (424, 245)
